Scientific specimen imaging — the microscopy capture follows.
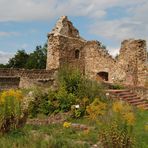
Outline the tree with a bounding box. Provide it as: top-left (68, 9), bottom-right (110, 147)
top-left (0, 64), bottom-right (8, 68)
top-left (0, 43), bottom-right (47, 69)
top-left (25, 44), bottom-right (47, 69)
top-left (7, 50), bottom-right (29, 68)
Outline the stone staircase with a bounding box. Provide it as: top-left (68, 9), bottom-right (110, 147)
top-left (107, 89), bottom-right (148, 110)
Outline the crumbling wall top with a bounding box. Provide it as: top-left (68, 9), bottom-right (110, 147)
top-left (48, 16), bottom-right (81, 39)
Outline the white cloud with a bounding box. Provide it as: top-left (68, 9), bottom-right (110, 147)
top-left (0, 0), bottom-right (57, 22)
top-left (0, 32), bottom-right (20, 37)
top-left (0, 51), bottom-right (14, 64)
top-left (0, 0), bottom-right (145, 22)
top-left (0, 0), bottom-right (147, 56)
top-left (88, 0), bottom-right (148, 54)
top-left (107, 47), bottom-right (120, 57)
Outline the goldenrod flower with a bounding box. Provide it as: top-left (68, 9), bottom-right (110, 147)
top-left (86, 99), bottom-right (106, 120)
top-left (0, 89), bottom-right (23, 104)
top-left (123, 112), bottom-right (135, 126)
top-left (63, 122), bottom-right (71, 128)
top-left (144, 124), bottom-right (148, 131)
top-left (112, 101), bottom-right (124, 113)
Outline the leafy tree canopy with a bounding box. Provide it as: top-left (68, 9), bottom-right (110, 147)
top-left (0, 43), bottom-right (47, 69)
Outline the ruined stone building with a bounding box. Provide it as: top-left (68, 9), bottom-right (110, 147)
top-left (46, 16), bottom-right (148, 87)
top-left (0, 16), bottom-right (147, 89)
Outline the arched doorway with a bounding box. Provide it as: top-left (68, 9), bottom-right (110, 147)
top-left (97, 72), bottom-right (109, 81)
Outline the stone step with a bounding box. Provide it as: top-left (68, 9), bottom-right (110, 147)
top-left (128, 99), bottom-right (145, 104)
top-left (130, 101), bottom-right (146, 106)
top-left (119, 94), bottom-right (137, 98)
top-left (106, 89), bottom-right (148, 110)
top-left (114, 93), bottom-right (132, 96)
top-left (144, 103), bottom-right (148, 107)
top-left (122, 97), bottom-right (141, 101)
top-left (137, 103), bottom-right (148, 107)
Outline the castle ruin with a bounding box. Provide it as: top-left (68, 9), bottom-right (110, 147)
top-left (0, 16), bottom-right (147, 89)
top-left (46, 16), bottom-right (148, 87)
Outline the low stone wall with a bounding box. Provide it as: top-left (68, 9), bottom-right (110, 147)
top-left (0, 68), bottom-right (57, 89)
top-left (0, 69), bottom-right (55, 79)
top-left (0, 77), bottom-right (20, 90)
top-left (19, 77), bottom-right (55, 89)
top-left (129, 86), bottom-right (148, 100)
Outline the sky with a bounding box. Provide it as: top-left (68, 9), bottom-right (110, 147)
top-left (0, 0), bottom-right (148, 64)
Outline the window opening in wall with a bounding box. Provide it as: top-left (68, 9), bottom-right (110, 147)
top-left (75, 49), bottom-right (80, 59)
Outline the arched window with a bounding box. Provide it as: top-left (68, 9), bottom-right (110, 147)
top-left (75, 49), bottom-right (80, 59)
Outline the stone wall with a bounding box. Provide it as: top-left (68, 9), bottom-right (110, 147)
top-left (84, 41), bottom-right (115, 81)
top-left (0, 69), bottom-right (56, 89)
top-left (46, 16), bottom-right (86, 73)
top-left (46, 16), bottom-right (148, 87)
top-left (0, 69), bottom-right (55, 79)
top-left (19, 77), bottom-right (55, 89)
top-left (1, 16), bottom-right (147, 90)
top-left (0, 77), bottom-right (20, 90)
top-left (111, 39), bottom-right (148, 86)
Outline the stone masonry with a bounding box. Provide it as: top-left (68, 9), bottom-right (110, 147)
top-left (0, 16), bottom-right (147, 89)
top-left (46, 16), bottom-right (148, 87)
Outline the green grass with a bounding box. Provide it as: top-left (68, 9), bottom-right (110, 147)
top-left (135, 109), bottom-right (148, 148)
top-left (0, 110), bottom-right (147, 148)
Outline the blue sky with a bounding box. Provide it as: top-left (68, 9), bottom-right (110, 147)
top-left (0, 0), bottom-right (148, 63)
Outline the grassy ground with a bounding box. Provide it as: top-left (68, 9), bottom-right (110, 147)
top-left (134, 110), bottom-right (148, 148)
top-left (0, 110), bottom-right (147, 148)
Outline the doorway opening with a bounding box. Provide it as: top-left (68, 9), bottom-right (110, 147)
top-left (97, 72), bottom-right (109, 81)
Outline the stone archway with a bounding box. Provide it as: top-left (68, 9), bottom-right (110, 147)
top-left (97, 71), bottom-right (109, 81)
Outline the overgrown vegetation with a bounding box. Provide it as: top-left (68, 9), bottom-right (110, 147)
top-left (0, 89), bottom-right (27, 134)
top-left (0, 67), bottom-right (147, 147)
top-left (28, 66), bottom-right (106, 118)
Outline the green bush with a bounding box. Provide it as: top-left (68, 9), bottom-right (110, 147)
top-left (28, 88), bottom-right (52, 118)
top-left (76, 79), bottom-right (105, 102)
top-left (58, 66), bottom-right (82, 94)
top-left (28, 66), bottom-right (107, 117)
top-left (58, 66), bottom-right (105, 101)
top-left (55, 86), bottom-right (76, 112)
top-left (0, 89), bottom-right (27, 134)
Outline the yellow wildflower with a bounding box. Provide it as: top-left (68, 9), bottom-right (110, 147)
top-left (14, 90), bottom-right (23, 101)
top-left (123, 112), bottom-right (135, 126)
top-left (63, 122), bottom-right (71, 128)
top-left (112, 101), bottom-right (124, 113)
top-left (123, 103), bottom-right (132, 113)
top-left (144, 124), bottom-right (148, 131)
top-left (0, 89), bottom-right (23, 104)
top-left (86, 99), bottom-right (106, 120)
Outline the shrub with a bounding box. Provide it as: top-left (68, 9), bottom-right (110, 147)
top-left (77, 79), bottom-right (105, 102)
top-left (0, 89), bottom-right (27, 133)
top-left (86, 99), bottom-right (136, 147)
top-left (58, 66), bottom-right (106, 101)
top-left (28, 88), bottom-right (53, 118)
top-left (28, 66), bottom-right (107, 117)
top-left (99, 122), bottom-right (135, 148)
top-left (86, 98), bottom-right (107, 120)
top-left (58, 66), bottom-right (82, 94)
top-left (55, 86), bottom-right (76, 112)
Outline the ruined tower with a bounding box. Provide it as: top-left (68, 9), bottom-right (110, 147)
top-left (46, 16), bottom-right (86, 72)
